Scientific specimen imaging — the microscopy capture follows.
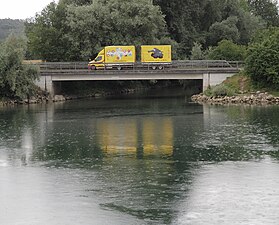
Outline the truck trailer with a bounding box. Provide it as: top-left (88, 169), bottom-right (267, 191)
top-left (88, 45), bottom-right (171, 70)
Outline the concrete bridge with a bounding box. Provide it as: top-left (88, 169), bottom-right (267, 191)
top-left (35, 60), bottom-right (243, 96)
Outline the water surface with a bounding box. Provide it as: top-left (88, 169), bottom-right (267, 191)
top-left (1, 94), bottom-right (279, 224)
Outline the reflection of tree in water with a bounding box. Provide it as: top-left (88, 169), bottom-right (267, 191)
top-left (0, 106), bottom-right (42, 165)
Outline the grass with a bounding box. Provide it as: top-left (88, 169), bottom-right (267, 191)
top-left (222, 72), bottom-right (255, 94)
top-left (205, 72), bottom-right (279, 97)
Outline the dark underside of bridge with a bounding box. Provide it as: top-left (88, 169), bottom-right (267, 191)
top-left (52, 80), bottom-right (203, 97)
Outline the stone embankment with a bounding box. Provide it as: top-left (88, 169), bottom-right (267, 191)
top-left (0, 88), bottom-right (139, 106)
top-left (0, 96), bottom-right (48, 106)
top-left (191, 92), bottom-right (279, 105)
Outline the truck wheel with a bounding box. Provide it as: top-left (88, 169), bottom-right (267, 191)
top-left (152, 66), bottom-right (157, 70)
top-left (117, 66), bottom-right (122, 70)
top-left (158, 66), bottom-right (163, 70)
top-left (90, 65), bottom-right (96, 70)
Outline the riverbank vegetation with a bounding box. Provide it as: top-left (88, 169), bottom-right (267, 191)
top-left (0, 36), bottom-right (39, 103)
top-left (0, 0), bottom-right (279, 102)
top-left (202, 26), bottom-right (279, 99)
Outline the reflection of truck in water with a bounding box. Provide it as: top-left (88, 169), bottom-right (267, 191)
top-left (88, 45), bottom-right (171, 70)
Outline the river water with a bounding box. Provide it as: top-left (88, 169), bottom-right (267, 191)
top-left (1, 91), bottom-right (279, 225)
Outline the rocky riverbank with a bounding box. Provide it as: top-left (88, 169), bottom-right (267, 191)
top-left (191, 91), bottom-right (279, 105)
top-left (0, 88), bottom-right (140, 106)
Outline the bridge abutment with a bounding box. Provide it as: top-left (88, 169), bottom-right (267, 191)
top-left (36, 75), bottom-right (54, 96)
top-left (203, 72), bottom-right (236, 92)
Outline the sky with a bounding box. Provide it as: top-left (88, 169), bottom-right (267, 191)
top-left (0, 0), bottom-right (59, 19)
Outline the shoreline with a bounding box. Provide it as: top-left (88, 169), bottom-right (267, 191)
top-left (3, 89), bottom-right (279, 107)
top-left (191, 92), bottom-right (279, 105)
top-left (0, 87), bottom-right (146, 107)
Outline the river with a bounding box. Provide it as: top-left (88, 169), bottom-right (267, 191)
top-left (1, 91), bottom-right (279, 225)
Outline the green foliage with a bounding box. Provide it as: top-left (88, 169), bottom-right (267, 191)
top-left (204, 84), bottom-right (236, 97)
top-left (67, 0), bottom-right (170, 60)
top-left (0, 35), bottom-right (38, 99)
top-left (154, 0), bottom-right (265, 57)
top-left (24, 0), bottom-right (276, 61)
top-left (26, 0), bottom-right (173, 61)
top-left (236, 9), bottom-right (266, 45)
top-left (223, 72), bottom-right (255, 93)
top-left (248, 0), bottom-right (279, 27)
top-left (154, 0), bottom-right (209, 57)
top-left (190, 42), bottom-right (205, 60)
top-left (208, 16), bottom-right (240, 45)
top-left (245, 27), bottom-right (279, 88)
top-left (207, 39), bottom-right (247, 61)
top-left (60, 0), bottom-right (92, 6)
top-left (25, 2), bottom-right (77, 61)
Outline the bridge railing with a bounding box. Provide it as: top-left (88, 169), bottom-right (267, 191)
top-left (37, 60), bottom-right (244, 74)
top-left (38, 62), bottom-right (87, 71)
top-left (173, 60), bottom-right (244, 69)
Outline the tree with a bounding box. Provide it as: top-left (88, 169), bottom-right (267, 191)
top-left (67, 0), bottom-right (170, 60)
top-left (154, 0), bottom-right (209, 57)
top-left (207, 39), bottom-right (247, 61)
top-left (60, 0), bottom-right (92, 6)
top-left (25, 0), bottom-right (173, 61)
top-left (208, 16), bottom-right (240, 46)
top-left (206, 1), bottom-right (265, 46)
top-left (236, 8), bottom-right (265, 45)
top-left (245, 27), bottom-right (279, 87)
top-left (190, 42), bottom-right (205, 60)
top-left (0, 35), bottom-right (38, 99)
top-left (248, 0), bottom-right (279, 27)
top-left (25, 2), bottom-right (78, 61)
top-left (154, 0), bottom-right (265, 57)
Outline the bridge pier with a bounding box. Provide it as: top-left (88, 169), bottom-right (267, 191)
top-left (203, 73), bottom-right (210, 92)
top-left (36, 75), bottom-right (54, 96)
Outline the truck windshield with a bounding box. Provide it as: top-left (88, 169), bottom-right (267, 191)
top-left (95, 56), bottom-right (102, 62)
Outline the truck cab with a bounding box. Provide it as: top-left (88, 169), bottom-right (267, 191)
top-left (88, 49), bottom-right (105, 70)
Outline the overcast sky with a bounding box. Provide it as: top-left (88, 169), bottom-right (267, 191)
top-left (0, 0), bottom-right (59, 19)
top-left (0, 0), bottom-right (278, 20)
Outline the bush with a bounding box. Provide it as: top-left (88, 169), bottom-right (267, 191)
top-left (0, 35), bottom-right (39, 99)
top-left (207, 39), bottom-right (247, 61)
top-left (204, 84), bottom-right (236, 97)
top-left (245, 27), bottom-right (279, 88)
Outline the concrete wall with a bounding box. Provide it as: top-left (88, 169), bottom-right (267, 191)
top-left (203, 72), bottom-right (236, 91)
top-left (36, 75), bottom-right (54, 95)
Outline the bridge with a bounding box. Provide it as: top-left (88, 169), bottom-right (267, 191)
top-left (35, 60), bottom-right (243, 96)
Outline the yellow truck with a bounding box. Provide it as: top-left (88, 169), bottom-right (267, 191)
top-left (88, 45), bottom-right (171, 70)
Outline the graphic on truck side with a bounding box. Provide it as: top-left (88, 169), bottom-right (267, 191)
top-left (148, 48), bottom-right (163, 59)
top-left (106, 48), bottom-right (133, 60)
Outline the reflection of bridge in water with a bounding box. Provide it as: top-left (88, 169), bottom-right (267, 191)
top-left (35, 60), bottom-right (243, 96)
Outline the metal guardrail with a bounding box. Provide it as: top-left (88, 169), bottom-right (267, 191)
top-left (174, 60), bottom-right (244, 68)
top-left (34, 60), bottom-right (244, 75)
